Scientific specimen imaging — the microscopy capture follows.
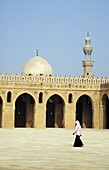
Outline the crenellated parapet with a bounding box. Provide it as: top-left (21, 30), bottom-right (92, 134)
top-left (100, 83), bottom-right (109, 90)
top-left (0, 74), bottom-right (109, 90)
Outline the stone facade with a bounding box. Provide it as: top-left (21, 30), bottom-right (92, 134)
top-left (0, 35), bottom-right (109, 129)
top-left (0, 74), bottom-right (109, 129)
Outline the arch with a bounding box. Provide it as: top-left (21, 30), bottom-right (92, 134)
top-left (15, 93), bottom-right (35, 128)
top-left (102, 94), bottom-right (109, 129)
top-left (76, 94), bottom-right (93, 128)
top-left (46, 94), bottom-right (65, 128)
top-left (0, 97), bottom-right (3, 127)
top-left (7, 91), bottom-right (11, 102)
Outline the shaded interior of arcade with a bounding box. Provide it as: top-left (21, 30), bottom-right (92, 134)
top-left (46, 94), bottom-right (65, 128)
top-left (102, 94), bottom-right (109, 129)
top-left (76, 95), bottom-right (93, 128)
top-left (14, 93), bottom-right (65, 128)
top-left (15, 93), bottom-right (35, 128)
top-left (0, 92), bottom-right (109, 129)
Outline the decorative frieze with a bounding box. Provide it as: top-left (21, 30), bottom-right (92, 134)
top-left (0, 74), bottom-right (108, 90)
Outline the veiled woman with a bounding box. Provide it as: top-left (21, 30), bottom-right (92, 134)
top-left (72, 120), bottom-right (84, 147)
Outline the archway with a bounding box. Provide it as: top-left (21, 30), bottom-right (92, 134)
top-left (15, 93), bottom-right (35, 128)
top-left (76, 95), bottom-right (93, 128)
top-left (102, 94), bottom-right (109, 129)
top-left (46, 94), bottom-right (65, 128)
top-left (0, 97), bottom-right (3, 127)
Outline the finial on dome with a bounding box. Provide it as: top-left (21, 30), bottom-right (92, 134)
top-left (87, 31), bottom-right (89, 37)
top-left (36, 50), bottom-right (39, 56)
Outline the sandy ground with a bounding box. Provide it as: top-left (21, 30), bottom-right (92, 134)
top-left (0, 128), bottom-right (109, 170)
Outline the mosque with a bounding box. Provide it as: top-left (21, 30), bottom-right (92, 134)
top-left (0, 34), bottom-right (109, 129)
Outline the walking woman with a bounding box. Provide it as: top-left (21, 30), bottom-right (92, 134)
top-left (72, 120), bottom-right (84, 147)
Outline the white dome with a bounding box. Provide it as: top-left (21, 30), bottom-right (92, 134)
top-left (22, 55), bottom-right (53, 76)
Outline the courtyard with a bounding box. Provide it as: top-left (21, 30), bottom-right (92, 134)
top-left (0, 128), bottom-right (109, 170)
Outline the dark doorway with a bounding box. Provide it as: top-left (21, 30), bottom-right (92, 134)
top-left (46, 95), bottom-right (65, 128)
top-left (102, 95), bottom-right (109, 129)
top-left (15, 96), bottom-right (26, 127)
top-left (15, 93), bottom-right (35, 128)
top-left (106, 98), bottom-right (109, 129)
top-left (76, 100), bottom-right (82, 126)
top-left (76, 95), bottom-right (93, 128)
top-left (46, 99), bottom-right (55, 127)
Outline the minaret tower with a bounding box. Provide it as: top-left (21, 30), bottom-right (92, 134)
top-left (82, 33), bottom-right (94, 77)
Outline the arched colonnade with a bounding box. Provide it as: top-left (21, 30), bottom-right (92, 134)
top-left (0, 92), bottom-right (108, 129)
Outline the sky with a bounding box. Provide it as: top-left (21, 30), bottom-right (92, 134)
top-left (0, 0), bottom-right (109, 77)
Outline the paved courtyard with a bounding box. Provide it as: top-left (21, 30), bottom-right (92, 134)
top-left (0, 128), bottom-right (109, 170)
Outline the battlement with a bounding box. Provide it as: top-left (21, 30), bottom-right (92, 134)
top-left (0, 74), bottom-right (109, 85)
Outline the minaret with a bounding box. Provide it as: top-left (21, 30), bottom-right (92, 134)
top-left (82, 33), bottom-right (94, 77)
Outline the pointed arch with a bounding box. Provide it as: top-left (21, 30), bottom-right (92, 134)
top-left (15, 93), bottom-right (35, 128)
top-left (46, 94), bottom-right (65, 128)
top-left (102, 94), bottom-right (109, 129)
top-left (76, 94), bottom-right (93, 128)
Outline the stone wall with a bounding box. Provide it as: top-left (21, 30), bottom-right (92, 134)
top-left (0, 74), bottom-right (109, 129)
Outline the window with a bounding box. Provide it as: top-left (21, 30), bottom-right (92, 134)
top-left (7, 91), bottom-right (11, 103)
top-left (68, 93), bottom-right (72, 103)
top-left (39, 92), bottom-right (43, 103)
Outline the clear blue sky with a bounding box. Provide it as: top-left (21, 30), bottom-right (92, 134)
top-left (0, 0), bottom-right (109, 77)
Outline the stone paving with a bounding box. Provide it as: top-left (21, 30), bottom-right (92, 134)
top-left (0, 128), bottom-right (109, 170)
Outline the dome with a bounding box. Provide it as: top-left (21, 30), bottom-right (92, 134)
top-left (22, 55), bottom-right (53, 76)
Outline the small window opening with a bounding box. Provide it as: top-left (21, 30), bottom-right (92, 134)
top-left (68, 93), bottom-right (72, 103)
top-left (7, 91), bottom-right (11, 103)
top-left (39, 92), bottom-right (43, 103)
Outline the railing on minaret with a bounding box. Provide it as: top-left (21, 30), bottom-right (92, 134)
top-left (82, 32), bottom-right (94, 77)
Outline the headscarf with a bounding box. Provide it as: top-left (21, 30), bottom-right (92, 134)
top-left (76, 120), bottom-right (81, 127)
top-left (75, 120), bottom-right (81, 135)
